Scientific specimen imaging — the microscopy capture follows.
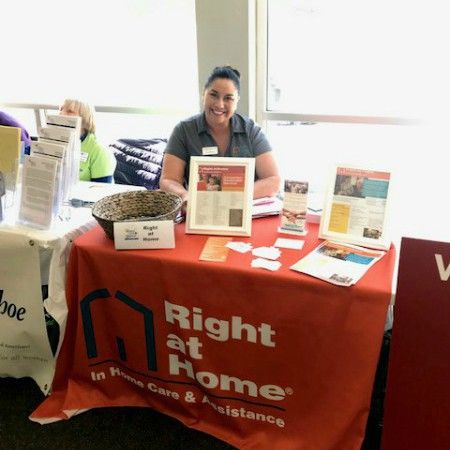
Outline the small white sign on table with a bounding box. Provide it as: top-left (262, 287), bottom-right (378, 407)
top-left (114, 220), bottom-right (175, 250)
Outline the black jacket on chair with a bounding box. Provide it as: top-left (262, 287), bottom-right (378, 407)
top-left (109, 138), bottom-right (167, 190)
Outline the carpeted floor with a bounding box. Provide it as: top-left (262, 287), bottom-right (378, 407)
top-left (1, 331), bottom-right (390, 450)
top-left (0, 377), bottom-right (235, 450)
top-left (0, 375), bottom-right (383, 450)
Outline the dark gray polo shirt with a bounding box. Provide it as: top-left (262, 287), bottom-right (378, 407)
top-left (165, 112), bottom-right (272, 185)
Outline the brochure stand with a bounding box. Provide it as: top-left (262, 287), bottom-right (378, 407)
top-left (17, 115), bottom-right (81, 229)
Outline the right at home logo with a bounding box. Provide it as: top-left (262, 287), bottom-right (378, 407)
top-left (80, 290), bottom-right (288, 429)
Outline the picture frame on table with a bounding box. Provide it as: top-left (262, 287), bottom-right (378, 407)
top-left (186, 156), bottom-right (255, 237)
top-left (319, 165), bottom-right (392, 250)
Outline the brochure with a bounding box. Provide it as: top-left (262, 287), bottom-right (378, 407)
top-left (319, 166), bottom-right (392, 250)
top-left (290, 240), bottom-right (386, 287)
top-left (279, 180), bottom-right (308, 235)
top-left (31, 140), bottom-right (66, 159)
top-left (44, 114), bottom-right (82, 203)
top-left (199, 237), bottom-right (231, 262)
top-left (18, 155), bottom-right (59, 229)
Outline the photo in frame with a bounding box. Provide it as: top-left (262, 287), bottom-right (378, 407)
top-left (186, 156), bottom-right (255, 236)
top-left (319, 166), bottom-right (392, 250)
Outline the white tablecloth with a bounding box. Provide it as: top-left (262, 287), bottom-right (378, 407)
top-left (0, 207), bottom-right (96, 393)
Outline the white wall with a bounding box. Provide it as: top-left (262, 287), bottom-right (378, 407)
top-left (195, 0), bottom-right (256, 118)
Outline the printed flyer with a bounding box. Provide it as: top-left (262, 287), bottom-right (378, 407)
top-left (186, 157), bottom-right (254, 236)
top-left (319, 166), bottom-right (391, 250)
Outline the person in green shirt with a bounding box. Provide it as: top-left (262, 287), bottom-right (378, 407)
top-left (59, 99), bottom-right (116, 182)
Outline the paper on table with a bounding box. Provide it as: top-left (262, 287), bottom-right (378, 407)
top-left (226, 241), bottom-right (253, 253)
top-left (251, 258), bottom-right (282, 271)
top-left (274, 237), bottom-right (305, 250)
top-left (290, 240), bottom-right (386, 286)
top-left (199, 237), bottom-right (231, 262)
top-left (252, 196), bottom-right (282, 218)
top-left (252, 246), bottom-right (281, 260)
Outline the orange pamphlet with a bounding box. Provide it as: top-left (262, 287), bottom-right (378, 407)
top-left (199, 237), bottom-right (231, 262)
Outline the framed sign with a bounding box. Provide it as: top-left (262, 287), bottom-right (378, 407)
top-left (186, 156), bottom-right (255, 236)
top-left (319, 166), bottom-right (392, 250)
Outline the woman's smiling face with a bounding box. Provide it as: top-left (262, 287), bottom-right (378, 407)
top-left (203, 78), bottom-right (239, 128)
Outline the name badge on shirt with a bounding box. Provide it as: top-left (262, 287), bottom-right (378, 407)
top-left (80, 151), bottom-right (89, 162)
top-left (202, 146), bottom-right (218, 156)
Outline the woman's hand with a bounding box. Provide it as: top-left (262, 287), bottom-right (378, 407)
top-left (160, 154), bottom-right (189, 201)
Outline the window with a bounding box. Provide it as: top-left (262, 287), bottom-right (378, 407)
top-left (1, 0), bottom-right (198, 142)
top-left (265, 0), bottom-right (448, 119)
top-left (2, 0), bottom-right (198, 110)
top-left (258, 0), bottom-right (450, 241)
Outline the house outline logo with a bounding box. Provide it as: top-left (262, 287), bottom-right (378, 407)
top-left (80, 288), bottom-right (157, 371)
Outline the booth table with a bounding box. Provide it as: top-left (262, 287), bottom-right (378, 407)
top-left (32, 216), bottom-right (396, 450)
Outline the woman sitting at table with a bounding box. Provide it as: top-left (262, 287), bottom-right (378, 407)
top-left (160, 65), bottom-right (280, 205)
top-left (59, 99), bottom-right (116, 183)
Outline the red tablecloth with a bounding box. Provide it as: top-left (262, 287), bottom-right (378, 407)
top-left (32, 217), bottom-right (396, 450)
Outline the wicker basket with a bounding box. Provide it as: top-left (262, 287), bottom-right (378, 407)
top-left (92, 190), bottom-right (183, 240)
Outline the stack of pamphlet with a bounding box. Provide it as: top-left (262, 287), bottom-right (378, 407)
top-left (18, 114), bottom-right (81, 229)
top-left (252, 196), bottom-right (282, 218)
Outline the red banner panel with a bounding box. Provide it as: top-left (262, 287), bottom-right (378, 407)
top-left (382, 237), bottom-right (450, 450)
